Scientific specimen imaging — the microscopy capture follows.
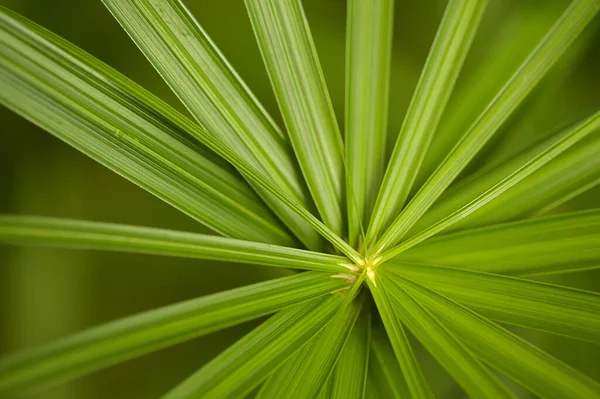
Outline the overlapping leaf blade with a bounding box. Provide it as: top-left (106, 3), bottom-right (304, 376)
top-left (379, 108), bottom-right (600, 261)
top-left (366, 0), bottom-right (488, 246)
top-left (395, 209), bottom-right (600, 275)
top-left (413, 3), bottom-right (563, 190)
top-left (4, 7), bottom-right (365, 262)
top-left (403, 278), bottom-right (600, 399)
top-left (0, 215), bottom-right (349, 273)
top-left (380, 275), bottom-right (513, 398)
top-left (163, 295), bottom-right (343, 399)
top-left (367, 272), bottom-right (433, 398)
top-left (408, 111), bottom-right (600, 237)
top-left (373, 0), bottom-right (600, 254)
top-left (102, 0), bottom-right (324, 250)
top-left (256, 335), bottom-right (320, 398)
top-left (0, 7), bottom-right (294, 246)
top-left (331, 308), bottom-right (371, 399)
top-left (275, 294), bottom-right (365, 398)
top-left (345, 0), bottom-right (394, 247)
top-left (385, 263), bottom-right (600, 343)
top-left (245, 0), bottom-right (345, 236)
top-left (0, 272), bottom-right (346, 396)
top-left (368, 325), bottom-right (410, 399)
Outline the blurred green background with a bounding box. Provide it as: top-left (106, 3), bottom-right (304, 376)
top-left (1, 0), bottom-right (599, 398)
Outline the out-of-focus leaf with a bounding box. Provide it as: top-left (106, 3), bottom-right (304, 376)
top-left (163, 295), bottom-right (343, 399)
top-left (381, 275), bottom-right (513, 398)
top-left (403, 278), bottom-right (600, 399)
top-left (0, 273), bottom-right (347, 396)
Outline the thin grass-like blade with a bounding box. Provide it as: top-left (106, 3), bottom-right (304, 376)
top-left (408, 111), bottom-right (600, 236)
top-left (373, 0), bottom-right (600, 254)
top-left (0, 272), bottom-right (347, 396)
top-left (256, 335), bottom-right (320, 399)
top-left (275, 294), bottom-right (365, 398)
top-left (102, 0), bottom-right (323, 250)
top-left (380, 275), bottom-right (513, 398)
top-left (2, 7), bottom-right (362, 261)
top-left (366, 0), bottom-right (488, 246)
top-left (394, 209), bottom-right (600, 275)
top-left (0, 215), bottom-right (350, 273)
top-left (368, 324), bottom-right (410, 399)
top-left (331, 308), bottom-right (371, 399)
top-left (414, 3), bottom-right (563, 190)
top-left (162, 295), bottom-right (342, 399)
top-left (0, 7), bottom-right (294, 246)
top-left (367, 273), bottom-right (433, 398)
top-left (403, 278), bottom-right (600, 399)
top-left (345, 0), bottom-right (394, 247)
top-left (385, 263), bottom-right (600, 343)
top-left (245, 0), bottom-right (345, 235)
top-left (379, 108), bottom-right (600, 261)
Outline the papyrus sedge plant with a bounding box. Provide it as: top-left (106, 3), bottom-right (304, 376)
top-left (1, 0), bottom-right (600, 398)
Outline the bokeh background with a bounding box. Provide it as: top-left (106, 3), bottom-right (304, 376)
top-left (1, 0), bottom-right (599, 398)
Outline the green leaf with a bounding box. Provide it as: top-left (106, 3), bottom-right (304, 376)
top-left (395, 209), bottom-right (600, 276)
top-left (276, 293), bottom-right (365, 398)
top-left (0, 215), bottom-right (350, 273)
top-left (408, 110), bottom-right (600, 237)
top-left (256, 334), bottom-right (320, 399)
top-left (380, 274), bottom-right (513, 399)
top-left (344, 0), bottom-right (394, 247)
top-left (3, 7), bottom-right (362, 262)
top-left (367, 272), bottom-right (433, 398)
top-left (245, 0), bottom-right (345, 236)
top-left (0, 6), bottom-right (295, 247)
top-left (0, 272), bottom-right (347, 396)
top-left (366, 0), bottom-right (488, 246)
top-left (413, 3), bottom-right (563, 190)
top-left (379, 108), bottom-right (600, 262)
top-left (372, 0), bottom-right (600, 254)
top-left (402, 278), bottom-right (600, 399)
top-left (368, 323), bottom-right (410, 399)
top-left (102, 0), bottom-right (323, 251)
top-left (384, 263), bottom-right (600, 343)
top-left (163, 294), bottom-right (343, 399)
top-left (331, 308), bottom-right (371, 399)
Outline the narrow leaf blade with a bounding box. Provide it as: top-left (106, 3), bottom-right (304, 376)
top-left (395, 209), bottom-right (600, 276)
top-left (367, 0), bottom-right (488, 245)
top-left (331, 308), bottom-right (371, 399)
top-left (278, 294), bottom-right (365, 398)
top-left (163, 295), bottom-right (343, 399)
top-left (374, 0), bottom-right (600, 253)
top-left (246, 0), bottom-right (345, 235)
top-left (403, 278), bottom-right (600, 399)
top-left (380, 108), bottom-right (600, 261)
top-left (0, 272), bottom-right (347, 396)
top-left (345, 0), bottom-right (394, 247)
top-left (380, 274), bottom-right (513, 399)
top-left (102, 0), bottom-right (323, 250)
top-left (0, 215), bottom-right (350, 273)
top-left (367, 272), bottom-right (433, 398)
top-left (385, 262), bottom-right (600, 343)
top-left (0, 7), bottom-right (294, 246)
top-left (408, 110), bottom-right (600, 237)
